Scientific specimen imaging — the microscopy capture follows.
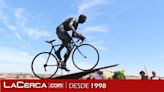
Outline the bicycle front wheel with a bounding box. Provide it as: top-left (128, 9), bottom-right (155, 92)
top-left (31, 52), bottom-right (59, 79)
top-left (72, 44), bottom-right (99, 71)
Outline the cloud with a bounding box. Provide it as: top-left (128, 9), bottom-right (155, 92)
top-left (1, 2), bottom-right (51, 40)
top-left (24, 27), bottom-right (50, 39)
top-left (0, 46), bottom-right (34, 73)
top-left (83, 25), bottom-right (109, 33)
top-left (14, 8), bottom-right (51, 39)
top-left (2, 16), bottom-right (17, 31)
top-left (0, 46), bottom-right (32, 64)
top-left (15, 32), bottom-right (22, 41)
top-left (14, 8), bottom-right (28, 27)
top-left (90, 41), bottom-right (109, 51)
top-left (0, 14), bottom-right (24, 41)
top-left (0, 14), bottom-right (23, 41)
top-left (78, 0), bottom-right (110, 14)
top-left (0, 46), bottom-right (32, 73)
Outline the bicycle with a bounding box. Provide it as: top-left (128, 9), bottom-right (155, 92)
top-left (31, 38), bottom-right (99, 79)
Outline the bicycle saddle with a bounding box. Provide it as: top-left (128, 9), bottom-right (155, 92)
top-left (46, 39), bottom-right (56, 43)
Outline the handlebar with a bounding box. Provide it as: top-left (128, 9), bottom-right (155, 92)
top-left (75, 38), bottom-right (85, 44)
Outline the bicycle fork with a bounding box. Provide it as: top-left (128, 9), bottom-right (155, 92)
top-left (77, 48), bottom-right (87, 59)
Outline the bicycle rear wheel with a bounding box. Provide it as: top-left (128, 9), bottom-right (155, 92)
top-left (72, 44), bottom-right (99, 71)
top-left (31, 52), bottom-right (59, 79)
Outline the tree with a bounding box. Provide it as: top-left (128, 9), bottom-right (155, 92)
top-left (112, 71), bottom-right (126, 80)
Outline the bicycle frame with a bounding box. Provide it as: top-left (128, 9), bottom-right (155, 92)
top-left (43, 41), bottom-right (61, 71)
top-left (46, 39), bottom-right (86, 62)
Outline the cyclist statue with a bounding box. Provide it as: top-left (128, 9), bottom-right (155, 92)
top-left (55, 14), bottom-right (87, 71)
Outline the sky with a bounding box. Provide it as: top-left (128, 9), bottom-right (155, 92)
top-left (0, 0), bottom-right (164, 76)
